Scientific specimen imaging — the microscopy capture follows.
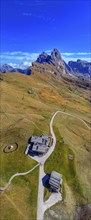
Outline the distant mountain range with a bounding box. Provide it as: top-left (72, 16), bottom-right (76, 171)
top-left (0, 49), bottom-right (91, 77)
top-left (0, 64), bottom-right (31, 75)
top-left (68, 59), bottom-right (91, 76)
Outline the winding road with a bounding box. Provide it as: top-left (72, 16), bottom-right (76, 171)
top-left (36, 110), bottom-right (91, 220)
top-left (0, 110), bottom-right (91, 220)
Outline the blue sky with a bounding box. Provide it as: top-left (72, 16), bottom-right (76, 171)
top-left (0, 0), bottom-right (91, 67)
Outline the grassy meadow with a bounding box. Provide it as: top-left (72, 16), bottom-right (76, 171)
top-left (0, 71), bottom-right (91, 219)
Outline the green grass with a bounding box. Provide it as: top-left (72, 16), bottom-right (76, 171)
top-left (44, 188), bottom-right (51, 201)
top-left (0, 167), bottom-right (39, 220)
top-left (45, 126), bottom-right (83, 200)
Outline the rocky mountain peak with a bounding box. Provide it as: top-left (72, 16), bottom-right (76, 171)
top-left (36, 48), bottom-right (63, 66)
top-left (36, 52), bottom-right (48, 63)
top-left (51, 48), bottom-right (62, 62)
top-left (35, 49), bottom-right (71, 75)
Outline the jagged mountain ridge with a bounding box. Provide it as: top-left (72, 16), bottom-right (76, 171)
top-left (33, 48), bottom-right (90, 77)
top-left (36, 48), bottom-right (72, 75)
top-left (0, 49), bottom-right (91, 77)
top-left (68, 59), bottom-right (91, 76)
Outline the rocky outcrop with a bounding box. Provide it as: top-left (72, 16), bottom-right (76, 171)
top-left (47, 48), bottom-right (63, 66)
top-left (36, 49), bottom-right (64, 66)
top-left (36, 50), bottom-right (91, 77)
top-left (68, 59), bottom-right (91, 76)
top-left (36, 52), bottom-right (48, 63)
top-left (36, 48), bottom-right (72, 75)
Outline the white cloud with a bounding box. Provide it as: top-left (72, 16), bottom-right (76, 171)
top-left (77, 52), bottom-right (91, 55)
top-left (21, 61), bottom-right (32, 66)
top-left (0, 50), bottom-right (91, 67)
top-left (0, 51), bottom-right (39, 67)
top-left (61, 52), bottom-right (91, 56)
top-left (63, 57), bottom-right (91, 63)
top-left (62, 52), bottom-right (75, 56)
top-left (8, 63), bottom-right (18, 68)
top-left (61, 52), bottom-right (91, 63)
top-left (29, 52), bottom-right (39, 59)
top-left (19, 62), bottom-right (32, 69)
top-left (6, 62), bottom-right (32, 69)
top-left (0, 52), bottom-right (39, 62)
top-left (4, 51), bottom-right (22, 55)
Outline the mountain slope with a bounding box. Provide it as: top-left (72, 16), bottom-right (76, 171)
top-left (0, 70), bottom-right (91, 220)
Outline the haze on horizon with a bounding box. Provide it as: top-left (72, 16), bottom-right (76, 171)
top-left (0, 0), bottom-right (91, 67)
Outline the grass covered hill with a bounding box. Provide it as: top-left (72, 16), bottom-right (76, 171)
top-left (0, 70), bottom-right (91, 220)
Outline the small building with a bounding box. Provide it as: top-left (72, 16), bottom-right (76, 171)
top-left (31, 136), bottom-right (42, 144)
top-left (49, 171), bottom-right (62, 192)
top-left (25, 134), bottom-right (51, 157)
top-left (42, 135), bottom-right (52, 146)
top-left (31, 135), bottom-right (51, 146)
top-left (32, 144), bottom-right (49, 154)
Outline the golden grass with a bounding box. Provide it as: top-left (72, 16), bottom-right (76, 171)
top-left (0, 71), bottom-right (91, 219)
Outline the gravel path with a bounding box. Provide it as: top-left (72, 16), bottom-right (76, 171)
top-left (0, 110), bottom-right (90, 220)
top-left (0, 163), bottom-right (40, 191)
top-left (36, 110), bottom-right (91, 220)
